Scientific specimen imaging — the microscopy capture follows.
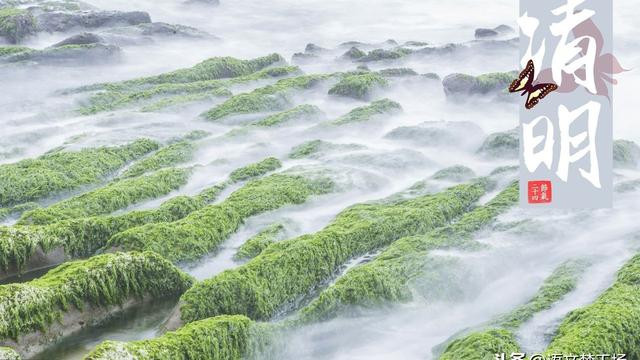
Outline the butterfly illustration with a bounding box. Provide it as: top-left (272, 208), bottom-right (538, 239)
top-left (509, 59), bottom-right (558, 109)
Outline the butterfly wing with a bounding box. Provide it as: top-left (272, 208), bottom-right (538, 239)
top-left (525, 83), bottom-right (558, 109)
top-left (509, 59), bottom-right (535, 93)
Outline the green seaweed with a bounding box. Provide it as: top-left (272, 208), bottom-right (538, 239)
top-left (121, 141), bottom-right (198, 178)
top-left (179, 181), bottom-right (489, 323)
top-left (543, 254), bottom-right (640, 357)
top-left (438, 259), bottom-right (588, 360)
top-left (0, 139), bottom-right (159, 208)
top-left (234, 223), bottom-right (286, 260)
top-left (0, 251), bottom-right (193, 340)
top-left (201, 74), bottom-right (331, 121)
top-left (0, 8), bottom-right (35, 44)
top-left (105, 173), bottom-right (334, 262)
top-left (439, 329), bottom-right (521, 360)
top-left (0, 45), bottom-right (31, 57)
top-left (430, 165), bottom-right (476, 182)
top-left (0, 346), bottom-right (20, 360)
top-left (378, 68), bottom-right (418, 77)
top-left (17, 167), bottom-right (191, 225)
top-left (356, 48), bottom-right (413, 62)
top-left (80, 65), bottom-right (298, 114)
top-left (328, 72), bottom-right (388, 100)
top-left (85, 315), bottom-right (272, 360)
top-left (298, 183), bottom-right (517, 323)
top-left (477, 128), bottom-right (518, 158)
top-left (252, 105), bottom-right (323, 127)
top-left (330, 99), bottom-right (402, 125)
top-left (228, 157), bottom-right (281, 183)
top-left (0, 157), bottom-right (282, 274)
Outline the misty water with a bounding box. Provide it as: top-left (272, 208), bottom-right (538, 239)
top-left (2, 0), bottom-right (640, 359)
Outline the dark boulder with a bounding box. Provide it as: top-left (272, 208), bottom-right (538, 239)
top-left (53, 32), bottom-right (104, 47)
top-left (36, 10), bottom-right (151, 33)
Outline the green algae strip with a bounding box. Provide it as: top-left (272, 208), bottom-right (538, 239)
top-left (329, 98), bottom-right (402, 125)
top-left (298, 182), bottom-right (519, 323)
top-left (85, 315), bottom-right (272, 360)
top-left (105, 172), bottom-right (334, 263)
top-left (121, 142), bottom-right (197, 178)
top-left (438, 259), bottom-right (589, 360)
top-left (201, 73), bottom-right (331, 121)
top-left (328, 72), bottom-right (388, 100)
top-left (0, 157), bottom-right (283, 275)
top-left (16, 167), bottom-right (191, 225)
top-left (178, 180), bottom-right (489, 323)
top-left (80, 65), bottom-right (299, 114)
top-left (234, 223), bottom-right (286, 260)
top-left (0, 139), bottom-right (159, 208)
top-left (251, 104), bottom-right (323, 127)
top-left (0, 346), bottom-right (20, 360)
top-left (78, 53), bottom-right (285, 92)
top-left (543, 254), bottom-right (640, 357)
top-left (0, 251), bottom-right (193, 340)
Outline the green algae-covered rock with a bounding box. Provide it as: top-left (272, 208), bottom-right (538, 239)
top-left (477, 128), bottom-right (518, 158)
top-left (0, 8), bottom-right (36, 44)
top-left (613, 139), bottom-right (640, 169)
top-left (234, 223), bottom-right (286, 260)
top-left (330, 98), bottom-right (402, 125)
top-left (178, 181), bottom-right (489, 323)
top-left (0, 139), bottom-right (159, 208)
top-left (17, 167), bottom-right (191, 225)
top-left (85, 315), bottom-right (272, 360)
top-left (0, 251), bottom-right (193, 340)
top-left (328, 72), bottom-right (388, 100)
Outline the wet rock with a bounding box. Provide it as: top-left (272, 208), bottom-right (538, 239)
top-left (341, 46), bottom-right (366, 60)
top-left (421, 72), bottom-right (440, 80)
top-left (2, 43), bottom-right (121, 65)
top-left (475, 24), bottom-right (515, 39)
top-left (356, 47), bottom-right (413, 62)
top-left (52, 32), bottom-right (104, 47)
top-left (0, 45), bottom-right (33, 57)
top-left (477, 128), bottom-right (519, 158)
top-left (613, 139), bottom-right (640, 169)
top-left (36, 10), bottom-right (151, 33)
top-left (304, 43), bottom-right (327, 54)
top-left (378, 67), bottom-right (418, 77)
top-left (0, 8), bottom-right (37, 43)
top-left (384, 121), bottom-right (484, 149)
top-left (442, 71), bottom-right (516, 100)
top-left (291, 52), bottom-right (318, 64)
top-left (99, 22), bottom-right (213, 45)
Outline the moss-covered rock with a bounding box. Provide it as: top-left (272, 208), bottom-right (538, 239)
top-left (287, 140), bottom-right (365, 160)
top-left (121, 134), bottom-right (205, 178)
top-left (356, 48), bottom-right (413, 63)
top-left (378, 67), bottom-right (418, 77)
top-left (341, 46), bottom-right (366, 60)
top-left (477, 128), bottom-right (519, 159)
top-left (0, 8), bottom-right (36, 44)
top-left (430, 165), bottom-right (476, 182)
top-left (543, 254), bottom-right (640, 357)
top-left (0, 157), bottom-right (279, 276)
top-left (234, 223), bottom-right (286, 260)
top-left (297, 183), bottom-right (515, 323)
top-left (442, 71), bottom-right (516, 99)
top-left (0, 139), bottom-right (158, 208)
top-left (178, 181), bottom-right (488, 323)
top-left (202, 74), bottom-right (330, 121)
top-left (85, 315), bottom-right (271, 360)
top-left (0, 347), bottom-right (20, 360)
top-left (328, 73), bottom-right (388, 100)
top-left (80, 65), bottom-right (298, 114)
top-left (252, 105), bottom-right (323, 127)
top-left (0, 45), bottom-right (32, 57)
top-left (229, 157), bottom-right (281, 183)
top-left (384, 121), bottom-right (484, 148)
top-left (105, 173), bottom-right (334, 262)
top-left (613, 139), bottom-right (640, 169)
top-left (3, 43), bottom-right (121, 64)
top-left (439, 329), bottom-right (520, 360)
top-left (17, 167), bottom-right (191, 225)
top-left (330, 98), bottom-right (402, 125)
top-left (438, 259), bottom-right (588, 359)
top-left (0, 251), bottom-right (193, 340)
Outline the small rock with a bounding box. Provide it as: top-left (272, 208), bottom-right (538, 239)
top-left (53, 32), bottom-right (104, 47)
